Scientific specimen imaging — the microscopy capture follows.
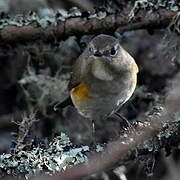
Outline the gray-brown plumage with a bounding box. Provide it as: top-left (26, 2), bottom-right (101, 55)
top-left (70, 34), bottom-right (138, 121)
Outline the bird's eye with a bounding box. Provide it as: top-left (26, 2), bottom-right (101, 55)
top-left (110, 47), bottom-right (117, 56)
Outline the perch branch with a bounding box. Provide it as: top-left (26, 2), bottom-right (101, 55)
top-left (35, 72), bottom-right (180, 180)
top-left (37, 111), bottom-right (180, 180)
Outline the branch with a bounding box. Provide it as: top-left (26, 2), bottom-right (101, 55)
top-left (116, 9), bottom-right (177, 33)
top-left (0, 9), bottom-right (177, 44)
top-left (36, 110), bottom-right (180, 180)
top-left (35, 72), bottom-right (180, 180)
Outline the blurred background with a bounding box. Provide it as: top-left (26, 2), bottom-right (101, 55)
top-left (0, 0), bottom-right (180, 180)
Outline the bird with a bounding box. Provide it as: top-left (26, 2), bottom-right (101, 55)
top-left (54, 34), bottom-right (138, 135)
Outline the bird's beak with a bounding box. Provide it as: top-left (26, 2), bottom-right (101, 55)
top-left (94, 51), bottom-right (102, 57)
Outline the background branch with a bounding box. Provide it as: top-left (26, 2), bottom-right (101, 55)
top-left (0, 9), bottom-right (177, 44)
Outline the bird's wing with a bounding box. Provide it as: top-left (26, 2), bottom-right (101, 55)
top-left (54, 55), bottom-right (85, 111)
top-left (68, 54), bottom-right (86, 90)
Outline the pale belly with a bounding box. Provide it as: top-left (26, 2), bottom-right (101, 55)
top-left (70, 70), bottom-right (137, 120)
top-left (71, 90), bottom-right (133, 120)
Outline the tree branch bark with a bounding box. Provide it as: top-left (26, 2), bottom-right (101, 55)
top-left (36, 106), bottom-right (180, 180)
top-left (0, 9), bottom-right (177, 44)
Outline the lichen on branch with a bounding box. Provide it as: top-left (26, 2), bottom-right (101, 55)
top-left (0, 4), bottom-right (178, 44)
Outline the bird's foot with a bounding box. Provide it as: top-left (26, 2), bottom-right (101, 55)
top-left (114, 112), bottom-right (136, 134)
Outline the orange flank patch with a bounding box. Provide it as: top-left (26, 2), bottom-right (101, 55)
top-left (131, 62), bottom-right (139, 74)
top-left (71, 82), bottom-right (90, 101)
top-left (131, 62), bottom-right (139, 89)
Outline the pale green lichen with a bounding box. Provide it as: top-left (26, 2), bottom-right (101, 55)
top-left (13, 110), bottom-right (39, 149)
top-left (0, 5), bottom-right (115, 30)
top-left (18, 67), bottom-right (70, 115)
top-left (157, 121), bottom-right (179, 139)
top-left (89, 11), bottom-right (107, 20)
top-left (0, 110), bottom-right (89, 178)
top-left (129, 0), bottom-right (180, 21)
top-left (137, 102), bottom-right (179, 152)
top-left (0, 11), bottom-right (56, 30)
top-left (129, 0), bottom-right (154, 20)
top-left (95, 145), bottom-right (104, 152)
top-left (142, 139), bottom-right (155, 152)
top-left (168, 12), bottom-right (180, 34)
top-left (0, 7), bottom-right (109, 30)
top-left (0, 133), bottom-right (89, 179)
